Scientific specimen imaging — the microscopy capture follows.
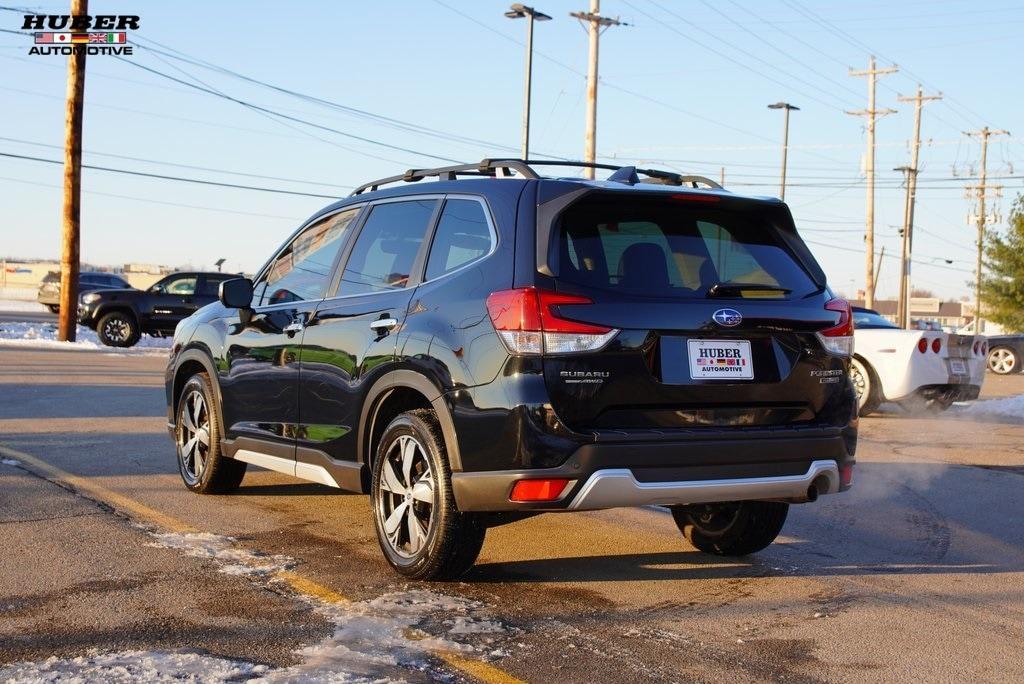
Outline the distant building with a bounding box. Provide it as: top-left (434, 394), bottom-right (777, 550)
top-left (851, 298), bottom-right (971, 331)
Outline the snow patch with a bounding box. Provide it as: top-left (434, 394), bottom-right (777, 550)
top-left (140, 528), bottom-right (512, 681)
top-left (146, 531), bottom-right (295, 577)
top-left (0, 321), bottom-right (170, 355)
top-left (447, 616), bottom-right (507, 635)
top-left (961, 394), bottom-right (1024, 421)
top-left (0, 650), bottom-right (269, 683)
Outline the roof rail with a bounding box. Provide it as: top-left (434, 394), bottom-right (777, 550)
top-left (349, 158), bottom-right (722, 196)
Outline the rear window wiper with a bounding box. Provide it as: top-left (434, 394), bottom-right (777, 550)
top-left (707, 282), bottom-right (792, 298)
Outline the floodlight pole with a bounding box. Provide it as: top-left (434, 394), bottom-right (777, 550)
top-left (506, 4), bottom-right (551, 160)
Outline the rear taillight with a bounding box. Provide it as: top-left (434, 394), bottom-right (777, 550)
top-left (917, 338), bottom-right (928, 354)
top-left (816, 298), bottom-right (854, 356)
top-left (932, 338), bottom-right (942, 354)
top-left (486, 287), bottom-right (618, 355)
top-left (840, 463), bottom-right (854, 488)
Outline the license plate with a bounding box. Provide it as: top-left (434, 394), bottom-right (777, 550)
top-left (949, 358), bottom-right (967, 375)
top-left (688, 339), bottom-right (753, 380)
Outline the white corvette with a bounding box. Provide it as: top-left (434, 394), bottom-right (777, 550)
top-left (850, 307), bottom-right (987, 416)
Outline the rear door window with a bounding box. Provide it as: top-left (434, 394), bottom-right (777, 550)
top-left (424, 198), bottom-right (493, 281)
top-left (339, 199), bottom-right (438, 295)
top-left (555, 195), bottom-right (818, 298)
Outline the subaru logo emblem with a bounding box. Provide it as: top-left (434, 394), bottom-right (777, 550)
top-left (712, 308), bottom-right (742, 327)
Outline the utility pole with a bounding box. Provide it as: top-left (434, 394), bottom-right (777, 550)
top-left (571, 1), bottom-right (624, 179)
top-left (719, 166), bottom-right (725, 187)
top-left (846, 56), bottom-right (898, 310)
top-left (894, 86), bottom-right (941, 328)
top-left (767, 102), bottom-right (799, 200)
top-left (505, 4), bottom-right (552, 160)
top-left (58, 0), bottom-right (88, 341)
top-left (894, 165), bottom-right (917, 328)
top-left (964, 126), bottom-right (1010, 331)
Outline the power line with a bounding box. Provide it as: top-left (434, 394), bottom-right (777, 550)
top-left (0, 136), bottom-right (352, 190)
top-left (625, 0), bottom-right (857, 112)
top-left (0, 175), bottom-right (305, 221)
top-left (0, 151), bottom-right (340, 199)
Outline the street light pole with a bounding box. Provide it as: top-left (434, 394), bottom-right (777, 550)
top-left (767, 102), bottom-right (799, 201)
top-left (505, 4), bottom-right (551, 160)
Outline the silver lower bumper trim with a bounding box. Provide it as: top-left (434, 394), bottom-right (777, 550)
top-left (567, 459), bottom-right (840, 511)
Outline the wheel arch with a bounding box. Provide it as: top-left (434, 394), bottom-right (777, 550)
top-left (171, 348), bottom-right (225, 435)
top-left (359, 370), bottom-right (462, 475)
top-left (94, 303), bottom-right (140, 324)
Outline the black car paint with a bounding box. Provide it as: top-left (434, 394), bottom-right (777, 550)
top-left (166, 177), bottom-right (857, 511)
top-left (79, 271), bottom-right (234, 336)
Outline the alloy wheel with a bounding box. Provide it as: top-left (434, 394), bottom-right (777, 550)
top-left (687, 502), bottom-right (742, 536)
top-left (177, 389), bottom-right (210, 485)
top-left (376, 435), bottom-right (436, 558)
top-left (989, 348), bottom-right (1016, 374)
top-left (103, 316), bottom-right (131, 344)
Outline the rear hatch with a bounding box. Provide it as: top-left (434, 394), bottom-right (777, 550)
top-left (536, 189), bottom-right (848, 433)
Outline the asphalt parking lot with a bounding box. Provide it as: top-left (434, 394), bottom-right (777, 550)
top-left (1, 346), bottom-right (1023, 682)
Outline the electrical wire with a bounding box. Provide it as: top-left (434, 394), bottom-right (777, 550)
top-left (0, 151), bottom-right (340, 199)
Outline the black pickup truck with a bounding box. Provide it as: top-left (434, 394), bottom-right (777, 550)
top-left (77, 271), bottom-right (237, 347)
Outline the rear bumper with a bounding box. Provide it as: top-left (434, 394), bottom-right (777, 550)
top-left (451, 425), bottom-right (855, 512)
top-left (568, 459), bottom-right (839, 510)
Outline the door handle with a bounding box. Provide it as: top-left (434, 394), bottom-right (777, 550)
top-left (369, 317), bottom-right (398, 331)
top-left (283, 315), bottom-right (305, 334)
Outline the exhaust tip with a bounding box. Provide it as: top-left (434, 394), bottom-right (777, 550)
top-left (805, 484), bottom-right (819, 502)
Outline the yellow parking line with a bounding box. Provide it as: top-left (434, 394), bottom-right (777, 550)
top-left (0, 444), bottom-right (194, 533)
top-left (0, 442), bottom-right (526, 684)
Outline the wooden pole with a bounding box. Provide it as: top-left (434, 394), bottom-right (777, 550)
top-left (58, 0), bottom-right (88, 341)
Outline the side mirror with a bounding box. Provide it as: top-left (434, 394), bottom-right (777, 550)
top-left (219, 277), bottom-right (253, 309)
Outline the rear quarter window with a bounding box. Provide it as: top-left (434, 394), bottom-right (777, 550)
top-left (555, 195), bottom-right (819, 299)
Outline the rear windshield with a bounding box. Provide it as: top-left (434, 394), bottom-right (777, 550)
top-left (554, 195), bottom-right (819, 299)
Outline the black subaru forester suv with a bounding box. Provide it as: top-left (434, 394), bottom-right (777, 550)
top-left (166, 159), bottom-right (857, 580)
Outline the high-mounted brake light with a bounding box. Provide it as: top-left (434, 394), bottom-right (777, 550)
top-left (509, 478), bottom-right (571, 502)
top-left (931, 338), bottom-right (942, 354)
top-left (816, 298), bottom-right (854, 357)
top-left (486, 287), bottom-right (618, 354)
top-left (670, 193), bottom-right (721, 203)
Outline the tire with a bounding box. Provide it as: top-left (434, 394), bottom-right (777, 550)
top-left (850, 356), bottom-right (881, 416)
top-left (988, 346), bottom-right (1017, 375)
top-left (96, 311), bottom-right (140, 347)
top-left (47, 304), bottom-right (60, 314)
top-left (175, 373), bottom-right (246, 494)
top-left (371, 409), bottom-right (485, 581)
top-left (671, 501), bottom-right (789, 556)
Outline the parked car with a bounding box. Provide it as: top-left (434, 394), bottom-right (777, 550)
top-left (850, 307), bottom-right (986, 415)
top-left (165, 159), bottom-right (858, 580)
top-left (37, 270), bottom-right (131, 313)
top-left (78, 271), bottom-right (238, 347)
top-left (984, 335), bottom-right (1024, 374)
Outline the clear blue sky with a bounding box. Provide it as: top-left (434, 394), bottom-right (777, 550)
top-left (2, 0), bottom-right (1021, 301)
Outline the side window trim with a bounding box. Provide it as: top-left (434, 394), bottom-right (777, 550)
top-left (251, 203), bottom-right (366, 311)
top-left (324, 194), bottom-right (444, 300)
top-left (419, 194), bottom-right (499, 286)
